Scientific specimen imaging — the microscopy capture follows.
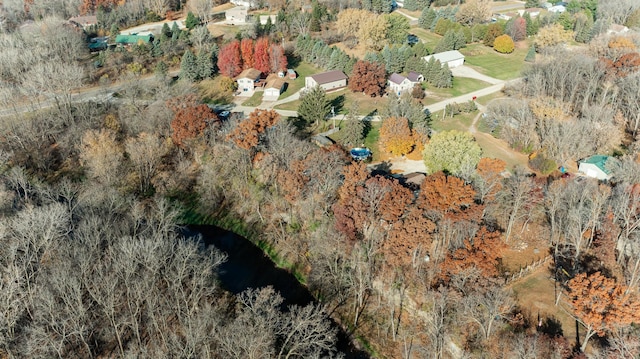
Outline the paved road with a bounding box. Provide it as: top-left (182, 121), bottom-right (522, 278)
top-left (492, 1), bottom-right (525, 13)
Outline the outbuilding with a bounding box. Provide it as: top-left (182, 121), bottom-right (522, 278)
top-left (305, 70), bottom-right (347, 91)
top-left (263, 78), bottom-right (285, 100)
top-left (578, 155), bottom-right (612, 180)
top-left (422, 50), bottom-right (465, 68)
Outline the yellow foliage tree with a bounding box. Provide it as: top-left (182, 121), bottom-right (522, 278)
top-left (336, 9), bottom-right (369, 39)
top-left (534, 24), bottom-right (574, 50)
top-left (493, 34), bottom-right (515, 54)
top-left (358, 15), bottom-right (389, 51)
top-left (380, 117), bottom-right (415, 156)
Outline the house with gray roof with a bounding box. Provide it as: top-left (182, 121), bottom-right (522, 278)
top-left (305, 70), bottom-right (347, 91)
top-left (422, 50), bottom-right (465, 68)
top-left (388, 73), bottom-right (414, 95)
top-left (578, 155), bottom-right (612, 180)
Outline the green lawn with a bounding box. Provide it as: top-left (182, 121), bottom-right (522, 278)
top-left (241, 92), bottom-right (263, 106)
top-left (475, 91), bottom-right (506, 106)
top-left (328, 121), bottom-right (382, 161)
top-left (410, 27), bottom-right (442, 49)
top-left (275, 90), bottom-right (382, 116)
top-left (278, 63), bottom-right (319, 99)
top-left (430, 110), bottom-right (477, 132)
top-left (460, 43), bottom-right (529, 80)
top-left (427, 77), bottom-right (492, 99)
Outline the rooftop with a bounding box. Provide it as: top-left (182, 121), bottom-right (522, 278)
top-left (265, 77), bottom-right (285, 89)
top-left (236, 68), bottom-right (262, 80)
top-left (389, 73), bottom-right (407, 85)
top-left (115, 34), bottom-right (153, 44)
top-left (581, 155), bottom-right (611, 174)
top-left (423, 50), bottom-right (465, 63)
top-left (309, 70), bottom-right (347, 85)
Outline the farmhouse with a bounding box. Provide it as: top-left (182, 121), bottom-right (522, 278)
top-left (407, 71), bottom-right (424, 83)
top-left (225, 7), bottom-right (248, 24)
top-left (422, 50), bottom-right (465, 68)
top-left (388, 73), bottom-right (414, 95)
top-left (305, 70), bottom-right (347, 91)
top-left (578, 155), bottom-right (612, 180)
top-left (236, 68), bottom-right (262, 94)
top-left (263, 78), bottom-right (285, 100)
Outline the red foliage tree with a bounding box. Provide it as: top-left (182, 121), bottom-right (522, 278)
top-left (240, 38), bottom-right (254, 69)
top-left (217, 40), bottom-right (242, 77)
top-left (385, 208), bottom-right (437, 268)
top-left (167, 95), bottom-right (218, 147)
top-left (269, 44), bottom-right (288, 73)
top-left (348, 60), bottom-right (387, 97)
top-left (510, 17), bottom-right (527, 42)
top-left (613, 52), bottom-right (640, 77)
top-left (254, 37), bottom-right (271, 74)
top-left (227, 109), bottom-right (280, 149)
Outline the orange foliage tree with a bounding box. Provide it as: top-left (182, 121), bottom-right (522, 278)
top-left (437, 226), bottom-right (506, 284)
top-left (167, 95), bottom-right (218, 147)
top-left (379, 117), bottom-right (415, 156)
top-left (567, 271), bottom-right (640, 352)
top-left (217, 40), bottom-right (242, 77)
top-left (475, 157), bottom-right (506, 203)
top-left (254, 37), bottom-right (271, 74)
top-left (385, 208), bottom-right (437, 269)
top-left (418, 171), bottom-right (483, 222)
top-left (80, 0), bottom-right (122, 15)
top-left (240, 38), bottom-right (254, 69)
top-left (227, 109), bottom-right (280, 149)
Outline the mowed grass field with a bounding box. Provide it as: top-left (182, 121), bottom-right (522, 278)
top-left (276, 90), bottom-right (382, 116)
top-left (460, 43), bottom-right (530, 80)
top-left (278, 63), bottom-right (319, 99)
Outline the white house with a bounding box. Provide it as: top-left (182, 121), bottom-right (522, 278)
top-left (225, 6), bottom-right (248, 25)
top-left (259, 15), bottom-right (277, 25)
top-left (407, 71), bottom-right (424, 83)
top-left (578, 155), bottom-right (612, 180)
top-left (305, 70), bottom-right (347, 91)
top-left (388, 73), bottom-right (414, 95)
top-left (549, 5), bottom-right (566, 13)
top-left (263, 78), bottom-right (285, 100)
top-left (236, 68), bottom-right (262, 94)
top-left (230, 0), bottom-right (258, 8)
top-left (422, 50), bottom-right (465, 68)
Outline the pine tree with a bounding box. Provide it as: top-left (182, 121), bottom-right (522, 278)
top-left (180, 50), bottom-right (198, 81)
top-left (185, 12), bottom-right (200, 30)
top-left (434, 30), bottom-right (456, 53)
top-left (161, 23), bottom-right (171, 41)
top-left (436, 63), bottom-right (452, 88)
top-left (341, 101), bottom-right (365, 147)
top-left (419, 8), bottom-right (437, 30)
top-left (171, 22), bottom-right (180, 41)
top-left (154, 61), bottom-right (168, 78)
top-left (197, 50), bottom-right (212, 80)
top-left (574, 13), bottom-right (594, 43)
top-left (298, 86), bottom-right (330, 127)
top-left (524, 45), bottom-right (536, 62)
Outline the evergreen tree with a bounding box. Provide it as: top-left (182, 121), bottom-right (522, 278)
top-left (210, 44), bottom-right (219, 73)
top-left (419, 8), bottom-right (437, 29)
top-left (154, 61), bottom-right (168, 78)
top-left (151, 38), bottom-right (163, 57)
top-left (574, 12), bottom-right (594, 43)
top-left (434, 30), bottom-right (456, 53)
top-left (425, 57), bottom-right (438, 83)
top-left (109, 23), bottom-right (119, 42)
top-left (525, 0), bottom-right (539, 8)
top-left (341, 102), bottom-right (365, 147)
top-left (263, 16), bottom-right (273, 35)
top-left (437, 63), bottom-right (453, 88)
top-left (180, 49), bottom-right (198, 81)
top-left (404, 0), bottom-right (418, 11)
top-left (171, 22), bottom-right (180, 41)
top-left (524, 45), bottom-right (536, 62)
top-left (362, 0), bottom-right (372, 11)
top-left (197, 50), bottom-right (213, 80)
top-left (298, 86), bottom-right (331, 127)
top-left (185, 12), bottom-right (200, 30)
top-left (161, 23), bottom-right (171, 41)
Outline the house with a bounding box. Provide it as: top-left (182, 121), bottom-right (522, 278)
top-left (225, 7), bottom-right (248, 25)
top-left (407, 71), bottom-right (424, 83)
top-left (236, 68), bottom-right (262, 94)
top-left (68, 15), bottom-right (98, 29)
top-left (115, 34), bottom-right (153, 46)
top-left (388, 73), bottom-right (414, 95)
top-left (578, 155), bottom-right (612, 180)
top-left (230, 0), bottom-right (258, 8)
top-left (263, 78), bottom-right (285, 99)
top-left (287, 69), bottom-right (297, 79)
top-left (548, 5), bottom-right (566, 13)
top-left (422, 50), bottom-right (465, 68)
top-left (259, 15), bottom-right (277, 25)
top-left (518, 8), bottom-right (541, 17)
top-left (305, 70), bottom-right (347, 91)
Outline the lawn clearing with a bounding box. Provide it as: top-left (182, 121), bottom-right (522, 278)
top-left (207, 23), bottom-right (241, 41)
top-left (278, 63), bottom-right (319, 99)
top-left (430, 110), bottom-right (476, 132)
top-left (241, 92), bottom-right (263, 106)
top-left (409, 27), bottom-right (442, 49)
top-left (427, 77), bottom-right (492, 99)
top-left (510, 267), bottom-right (579, 348)
top-left (474, 132), bottom-right (529, 170)
top-left (460, 43), bottom-right (529, 80)
top-left (275, 90), bottom-right (382, 116)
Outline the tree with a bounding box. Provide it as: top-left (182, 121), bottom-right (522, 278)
top-left (506, 17), bottom-right (527, 41)
top-left (483, 23), bottom-right (504, 46)
top-left (227, 109), bottom-right (280, 149)
top-left (493, 34), bottom-right (515, 54)
top-left (385, 14), bottom-right (410, 45)
top-left (268, 43), bottom-right (287, 73)
top-left (567, 272), bottom-right (640, 352)
top-left (574, 12), bottom-right (594, 43)
top-left (411, 83), bottom-right (425, 100)
top-left (79, 129), bottom-right (123, 186)
top-left (217, 40), bottom-right (242, 77)
top-left (418, 171), bottom-right (482, 222)
top-left (423, 130), bottom-right (482, 177)
top-left (348, 60), bottom-right (387, 97)
top-left (180, 49), bottom-right (198, 81)
top-left (497, 167), bottom-right (538, 242)
top-left (240, 38), bottom-right (254, 69)
top-left (380, 117), bottom-right (415, 156)
top-left (456, 0), bottom-right (491, 26)
top-left (167, 95), bottom-right (218, 147)
top-left (336, 9), bottom-right (368, 40)
top-left (125, 133), bottom-right (170, 195)
top-left (185, 11), bottom-right (200, 29)
top-left (340, 102), bottom-right (365, 147)
top-left (298, 86), bottom-right (330, 127)
top-left (534, 24), bottom-right (574, 51)
top-left (474, 157), bottom-right (506, 204)
top-left (525, 0), bottom-right (539, 8)
top-left (525, 45), bottom-right (536, 62)
top-left (254, 37), bottom-right (271, 74)
top-left (197, 50), bottom-right (213, 80)
top-left (358, 15), bottom-right (389, 51)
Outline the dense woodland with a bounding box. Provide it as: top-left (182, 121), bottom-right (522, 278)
top-left (1, 0), bottom-right (640, 358)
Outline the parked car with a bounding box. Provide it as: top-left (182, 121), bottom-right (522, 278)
top-left (407, 34), bottom-right (419, 46)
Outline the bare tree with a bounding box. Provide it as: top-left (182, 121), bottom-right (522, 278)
top-left (125, 132), bottom-right (170, 194)
top-left (463, 287), bottom-right (515, 341)
top-left (498, 167), bottom-right (538, 242)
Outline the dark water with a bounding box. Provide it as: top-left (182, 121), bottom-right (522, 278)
top-left (185, 225), bottom-right (369, 359)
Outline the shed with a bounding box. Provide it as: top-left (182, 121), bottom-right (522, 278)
top-left (305, 70), bottom-right (347, 91)
top-left (578, 155), bottom-right (612, 180)
top-left (287, 69), bottom-right (297, 79)
top-left (422, 50), bottom-right (465, 68)
top-left (115, 34), bottom-right (153, 46)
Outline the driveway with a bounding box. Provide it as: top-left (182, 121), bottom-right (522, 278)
top-left (451, 65), bottom-right (504, 85)
top-left (120, 19), bottom-right (185, 35)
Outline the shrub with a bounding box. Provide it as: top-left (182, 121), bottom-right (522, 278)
top-left (493, 34), bottom-right (515, 54)
top-left (529, 153), bottom-right (557, 175)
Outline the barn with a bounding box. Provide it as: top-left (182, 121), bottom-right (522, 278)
top-left (422, 50), bottom-right (465, 68)
top-left (305, 70), bottom-right (347, 91)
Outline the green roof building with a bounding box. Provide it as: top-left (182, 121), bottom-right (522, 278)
top-left (578, 155), bottom-right (612, 180)
top-left (115, 34), bottom-right (153, 46)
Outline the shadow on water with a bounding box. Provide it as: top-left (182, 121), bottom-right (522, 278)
top-left (184, 225), bottom-right (370, 359)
